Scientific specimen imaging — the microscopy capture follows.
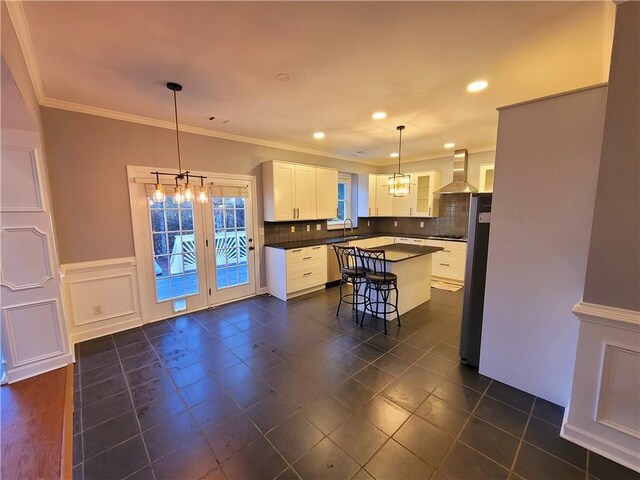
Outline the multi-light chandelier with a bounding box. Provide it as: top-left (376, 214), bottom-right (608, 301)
top-left (150, 82), bottom-right (208, 204)
top-left (387, 125), bottom-right (412, 197)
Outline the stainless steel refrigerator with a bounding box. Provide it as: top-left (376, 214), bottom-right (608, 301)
top-left (459, 193), bottom-right (492, 368)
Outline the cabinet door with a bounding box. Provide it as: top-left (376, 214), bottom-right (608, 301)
top-left (375, 175), bottom-right (394, 216)
top-left (294, 165), bottom-right (317, 219)
top-left (479, 164), bottom-right (495, 193)
top-left (357, 174), bottom-right (376, 217)
top-left (413, 171), bottom-right (441, 217)
top-left (392, 174), bottom-right (414, 216)
top-left (272, 162), bottom-right (295, 220)
top-left (316, 168), bottom-right (338, 219)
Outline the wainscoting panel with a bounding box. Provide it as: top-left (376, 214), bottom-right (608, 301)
top-left (61, 257), bottom-right (142, 344)
top-left (562, 302), bottom-right (640, 472)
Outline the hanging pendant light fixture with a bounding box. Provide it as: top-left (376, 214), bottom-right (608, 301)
top-left (387, 125), bottom-right (411, 197)
top-left (150, 82), bottom-right (207, 204)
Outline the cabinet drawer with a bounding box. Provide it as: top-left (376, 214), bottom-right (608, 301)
top-left (432, 258), bottom-right (465, 281)
top-left (285, 245), bottom-right (327, 265)
top-left (287, 269), bottom-right (326, 293)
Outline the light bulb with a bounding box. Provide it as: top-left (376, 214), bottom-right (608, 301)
top-left (152, 183), bottom-right (165, 203)
top-left (197, 187), bottom-right (208, 203)
top-left (184, 183), bottom-right (194, 201)
top-left (174, 185), bottom-right (184, 204)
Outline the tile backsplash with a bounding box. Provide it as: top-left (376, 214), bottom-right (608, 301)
top-left (263, 193), bottom-right (470, 244)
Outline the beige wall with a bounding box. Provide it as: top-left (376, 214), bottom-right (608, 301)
top-left (41, 107), bottom-right (376, 264)
top-left (377, 150), bottom-right (496, 189)
top-left (583, 1), bottom-right (640, 312)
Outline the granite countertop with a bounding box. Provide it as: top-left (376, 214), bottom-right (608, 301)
top-left (373, 243), bottom-right (444, 262)
top-left (264, 231), bottom-right (466, 250)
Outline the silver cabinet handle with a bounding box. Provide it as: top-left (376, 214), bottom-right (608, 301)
top-left (410, 207), bottom-right (412, 215)
top-left (429, 207), bottom-right (432, 216)
top-left (303, 256), bottom-right (312, 260)
top-left (292, 249), bottom-right (302, 253)
top-left (312, 246), bottom-right (321, 250)
top-left (303, 272), bottom-right (313, 276)
top-left (297, 208), bottom-right (300, 218)
top-left (376, 208), bottom-right (379, 215)
top-left (439, 263), bottom-right (450, 266)
top-left (368, 207), bottom-right (371, 215)
top-left (443, 249), bottom-right (451, 253)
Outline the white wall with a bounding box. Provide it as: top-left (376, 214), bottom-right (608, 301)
top-left (479, 85), bottom-right (607, 406)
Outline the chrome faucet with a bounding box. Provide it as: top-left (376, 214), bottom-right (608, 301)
top-left (343, 218), bottom-right (354, 238)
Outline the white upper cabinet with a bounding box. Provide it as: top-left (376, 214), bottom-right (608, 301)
top-left (357, 174), bottom-right (396, 217)
top-left (375, 175), bottom-right (394, 216)
top-left (392, 174), bottom-right (415, 216)
top-left (263, 161), bottom-right (337, 221)
top-left (359, 171), bottom-right (441, 218)
top-left (316, 167), bottom-right (338, 219)
top-left (479, 164), bottom-right (495, 193)
top-left (413, 171), bottom-right (441, 217)
top-left (293, 164), bottom-right (317, 220)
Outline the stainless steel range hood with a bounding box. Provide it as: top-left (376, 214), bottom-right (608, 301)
top-left (434, 149), bottom-right (478, 195)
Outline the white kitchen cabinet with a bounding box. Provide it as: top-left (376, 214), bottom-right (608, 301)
top-left (392, 174), bottom-right (415, 216)
top-left (294, 164), bottom-right (317, 220)
top-left (375, 175), bottom-right (394, 216)
top-left (413, 171), bottom-right (441, 217)
top-left (479, 164), bottom-right (495, 193)
top-left (357, 174), bottom-right (396, 217)
top-left (266, 245), bottom-right (327, 300)
top-left (424, 239), bottom-right (467, 282)
top-left (316, 167), bottom-right (339, 219)
top-left (263, 161), bottom-right (337, 221)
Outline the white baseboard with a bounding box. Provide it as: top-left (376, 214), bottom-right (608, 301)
top-left (561, 422), bottom-right (640, 473)
top-left (7, 352), bottom-right (73, 383)
top-left (71, 317), bottom-right (143, 345)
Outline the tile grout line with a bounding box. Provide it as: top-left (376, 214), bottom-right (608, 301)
top-left (507, 394), bottom-right (537, 478)
top-left (119, 330), bottom-right (158, 480)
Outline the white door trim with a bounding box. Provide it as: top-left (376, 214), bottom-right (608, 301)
top-left (126, 165), bottom-right (261, 323)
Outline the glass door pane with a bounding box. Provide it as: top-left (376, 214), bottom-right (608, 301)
top-left (213, 196), bottom-right (249, 289)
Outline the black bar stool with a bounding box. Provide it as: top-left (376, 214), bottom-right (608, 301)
top-left (332, 244), bottom-right (366, 319)
top-left (356, 247), bottom-right (400, 335)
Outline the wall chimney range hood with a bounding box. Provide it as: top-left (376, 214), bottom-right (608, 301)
top-left (434, 149), bottom-right (478, 195)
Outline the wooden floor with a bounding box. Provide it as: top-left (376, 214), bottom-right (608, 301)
top-left (1, 366), bottom-right (72, 480)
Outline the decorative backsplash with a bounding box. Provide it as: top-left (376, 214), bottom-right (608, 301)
top-left (263, 193), bottom-right (470, 244)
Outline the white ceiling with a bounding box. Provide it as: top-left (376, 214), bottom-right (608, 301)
top-left (18, 1), bottom-right (614, 164)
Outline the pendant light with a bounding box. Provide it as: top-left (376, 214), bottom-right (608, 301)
top-left (387, 125), bottom-right (411, 197)
top-left (150, 82), bottom-right (208, 204)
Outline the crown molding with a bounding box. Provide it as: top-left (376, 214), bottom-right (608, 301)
top-left (5, 0), bottom-right (45, 104)
top-left (40, 97), bottom-right (378, 165)
top-left (376, 146), bottom-right (497, 167)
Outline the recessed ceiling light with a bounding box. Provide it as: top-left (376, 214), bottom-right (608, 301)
top-left (467, 80), bottom-right (488, 92)
top-left (390, 152), bottom-right (399, 158)
top-left (275, 73), bottom-right (291, 81)
top-left (313, 131), bottom-right (325, 139)
top-left (372, 111), bottom-right (387, 120)
top-left (444, 143), bottom-right (455, 149)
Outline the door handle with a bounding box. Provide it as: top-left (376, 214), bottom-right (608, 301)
top-left (248, 246), bottom-right (255, 251)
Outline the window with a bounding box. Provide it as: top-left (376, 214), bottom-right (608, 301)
top-left (148, 193), bottom-right (199, 302)
top-left (328, 173), bottom-right (352, 229)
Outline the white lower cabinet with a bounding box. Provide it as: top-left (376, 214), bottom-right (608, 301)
top-left (266, 245), bottom-right (327, 300)
top-left (424, 239), bottom-right (467, 283)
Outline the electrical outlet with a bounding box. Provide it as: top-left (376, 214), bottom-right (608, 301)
top-left (420, 221), bottom-right (424, 228)
top-left (92, 305), bottom-right (103, 315)
top-left (290, 226), bottom-right (295, 233)
top-left (316, 224), bottom-right (321, 231)
top-left (394, 221), bottom-right (398, 227)
top-left (306, 225), bottom-right (310, 232)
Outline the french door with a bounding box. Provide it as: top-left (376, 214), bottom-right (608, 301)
top-left (205, 180), bottom-right (256, 304)
top-left (134, 170), bottom-right (257, 322)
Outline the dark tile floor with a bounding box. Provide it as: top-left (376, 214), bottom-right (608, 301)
top-left (72, 287), bottom-right (639, 480)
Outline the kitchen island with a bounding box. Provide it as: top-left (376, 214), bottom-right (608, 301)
top-left (357, 243), bottom-right (443, 321)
